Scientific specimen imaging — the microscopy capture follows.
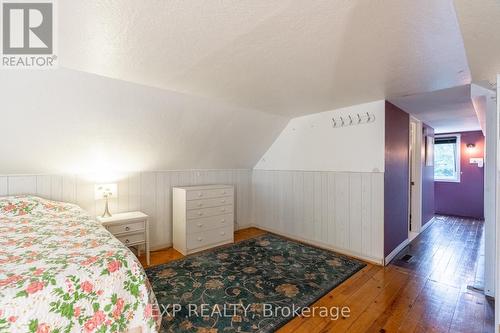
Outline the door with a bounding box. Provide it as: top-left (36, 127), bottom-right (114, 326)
top-left (409, 118), bottom-right (422, 241)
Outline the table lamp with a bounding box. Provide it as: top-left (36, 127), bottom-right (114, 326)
top-left (95, 183), bottom-right (117, 217)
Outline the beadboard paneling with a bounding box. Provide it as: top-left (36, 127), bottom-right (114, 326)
top-left (252, 170), bottom-right (384, 264)
top-left (8, 176), bottom-right (37, 195)
top-left (0, 170), bottom-right (253, 249)
top-left (2, 169), bottom-right (383, 262)
top-left (0, 177), bottom-right (8, 196)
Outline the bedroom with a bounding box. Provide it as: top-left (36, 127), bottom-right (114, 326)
top-left (1, 1), bottom-right (500, 332)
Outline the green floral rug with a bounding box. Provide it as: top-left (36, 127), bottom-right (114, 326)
top-left (146, 234), bottom-right (365, 332)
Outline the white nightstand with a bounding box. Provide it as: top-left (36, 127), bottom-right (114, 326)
top-left (97, 212), bottom-right (150, 265)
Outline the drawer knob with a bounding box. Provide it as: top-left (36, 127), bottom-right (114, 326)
top-left (198, 192), bottom-right (203, 197)
top-left (221, 208), bottom-right (226, 212)
top-left (198, 203), bottom-right (203, 207)
top-left (125, 226), bottom-right (130, 231)
top-left (197, 237), bottom-right (203, 241)
top-left (221, 199), bottom-right (226, 203)
top-left (221, 219), bottom-right (225, 223)
top-left (125, 239), bottom-right (130, 244)
top-left (222, 191), bottom-right (226, 194)
top-left (198, 212), bottom-right (203, 216)
top-left (197, 223), bottom-right (203, 227)
top-left (221, 231), bottom-right (225, 235)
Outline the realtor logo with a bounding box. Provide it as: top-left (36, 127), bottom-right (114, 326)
top-left (1, 0), bottom-right (57, 68)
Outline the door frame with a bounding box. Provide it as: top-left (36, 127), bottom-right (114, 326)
top-left (495, 74), bottom-right (499, 331)
top-left (409, 116), bottom-right (423, 238)
top-left (471, 82), bottom-right (497, 299)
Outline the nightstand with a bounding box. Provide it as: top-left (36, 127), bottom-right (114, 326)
top-left (97, 211), bottom-right (150, 265)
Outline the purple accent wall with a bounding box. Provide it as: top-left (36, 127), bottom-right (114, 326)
top-left (384, 102), bottom-right (409, 257)
top-left (422, 124), bottom-right (435, 226)
top-left (435, 131), bottom-right (484, 219)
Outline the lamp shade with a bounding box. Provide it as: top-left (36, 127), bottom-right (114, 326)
top-left (94, 183), bottom-right (117, 200)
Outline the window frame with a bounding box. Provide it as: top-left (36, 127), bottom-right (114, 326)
top-left (434, 134), bottom-right (461, 183)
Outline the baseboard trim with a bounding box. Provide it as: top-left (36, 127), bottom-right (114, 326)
top-left (150, 243), bottom-right (172, 251)
top-left (150, 222), bottom-right (249, 251)
top-left (384, 238), bottom-right (409, 265)
top-left (236, 224), bottom-right (253, 231)
top-left (420, 218), bottom-right (435, 233)
top-left (150, 223), bottom-right (388, 266)
top-left (246, 224), bottom-right (384, 266)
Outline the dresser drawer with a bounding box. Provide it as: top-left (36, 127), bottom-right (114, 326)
top-left (187, 197), bottom-right (233, 210)
top-left (186, 187), bottom-right (234, 201)
top-left (116, 232), bottom-right (145, 246)
top-left (186, 213), bottom-right (233, 234)
top-left (107, 221), bottom-right (145, 235)
top-left (186, 205), bottom-right (233, 220)
top-left (187, 226), bottom-right (233, 250)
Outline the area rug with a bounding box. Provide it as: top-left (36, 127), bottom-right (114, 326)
top-left (145, 234), bottom-right (365, 332)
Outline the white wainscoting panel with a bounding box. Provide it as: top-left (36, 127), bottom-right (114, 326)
top-left (252, 170), bottom-right (384, 264)
top-left (7, 176), bottom-right (37, 195)
top-left (2, 169), bottom-right (383, 262)
top-left (0, 170), bottom-right (253, 250)
top-left (0, 177), bottom-right (7, 196)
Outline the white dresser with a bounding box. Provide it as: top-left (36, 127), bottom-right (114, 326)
top-left (173, 185), bottom-right (234, 255)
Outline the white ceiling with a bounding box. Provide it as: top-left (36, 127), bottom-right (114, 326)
top-left (388, 0), bottom-right (500, 134)
top-left (390, 85), bottom-right (481, 134)
top-left (59, 0), bottom-right (471, 117)
top-left (454, 0), bottom-right (500, 84)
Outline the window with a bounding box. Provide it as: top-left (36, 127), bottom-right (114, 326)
top-left (434, 135), bottom-right (461, 182)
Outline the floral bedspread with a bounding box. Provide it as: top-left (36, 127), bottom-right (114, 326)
top-left (0, 196), bottom-right (159, 333)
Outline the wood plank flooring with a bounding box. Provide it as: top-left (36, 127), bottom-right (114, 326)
top-left (139, 216), bottom-right (494, 333)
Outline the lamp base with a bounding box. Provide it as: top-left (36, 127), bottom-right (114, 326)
top-left (101, 197), bottom-right (112, 218)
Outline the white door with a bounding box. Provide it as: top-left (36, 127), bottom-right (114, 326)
top-left (409, 117), bottom-right (422, 241)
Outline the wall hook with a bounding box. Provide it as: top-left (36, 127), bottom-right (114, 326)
top-left (331, 112), bottom-right (376, 130)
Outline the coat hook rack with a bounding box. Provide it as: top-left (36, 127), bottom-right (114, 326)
top-left (331, 112), bottom-right (376, 129)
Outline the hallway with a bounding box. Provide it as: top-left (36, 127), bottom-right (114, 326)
top-left (392, 215), bottom-right (494, 332)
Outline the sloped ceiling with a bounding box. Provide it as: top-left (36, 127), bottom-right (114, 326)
top-left (0, 69), bottom-right (288, 174)
top-left (59, 0), bottom-right (471, 117)
top-left (454, 0), bottom-right (500, 84)
top-left (390, 85), bottom-right (481, 134)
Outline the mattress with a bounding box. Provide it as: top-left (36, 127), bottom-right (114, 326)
top-left (0, 195), bottom-right (160, 333)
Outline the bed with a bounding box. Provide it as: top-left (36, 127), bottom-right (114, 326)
top-left (0, 195), bottom-right (160, 333)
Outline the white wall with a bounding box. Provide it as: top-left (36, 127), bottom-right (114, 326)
top-left (1, 168), bottom-right (386, 263)
top-left (0, 74), bottom-right (387, 264)
top-left (251, 101), bottom-right (387, 263)
top-left (254, 100), bottom-right (386, 172)
top-left (0, 170), bottom-right (252, 249)
top-left (252, 170), bottom-right (385, 264)
top-left (0, 69), bottom-right (288, 174)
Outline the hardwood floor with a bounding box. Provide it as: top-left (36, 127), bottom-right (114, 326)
top-left (139, 217), bottom-right (494, 333)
